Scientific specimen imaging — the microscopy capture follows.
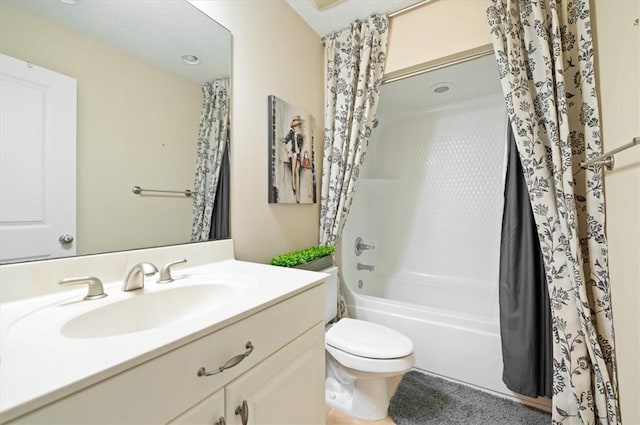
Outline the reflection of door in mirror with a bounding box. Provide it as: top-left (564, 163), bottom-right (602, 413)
top-left (0, 53), bottom-right (77, 263)
top-left (0, 0), bottom-right (232, 264)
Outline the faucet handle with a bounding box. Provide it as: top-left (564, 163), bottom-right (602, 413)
top-left (354, 237), bottom-right (376, 256)
top-left (158, 258), bottom-right (187, 283)
top-left (59, 276), bottom-right (107, 300)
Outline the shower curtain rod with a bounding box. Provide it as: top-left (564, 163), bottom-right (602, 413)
top-left (580, 136), bottom-right (639, 170)
top-left (381, 46), bottom-right (494, 85)
top-left (388, 0), bottom-right (434, 18)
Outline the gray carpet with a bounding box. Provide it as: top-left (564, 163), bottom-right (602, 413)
top-left (389, 371), bottom-right (551, 425)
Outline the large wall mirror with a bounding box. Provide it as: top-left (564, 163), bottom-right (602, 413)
top-left (0, 0), bottom-right (231, 264)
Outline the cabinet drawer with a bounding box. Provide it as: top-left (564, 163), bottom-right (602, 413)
top-left (8, 284), bottom-right (324, 424)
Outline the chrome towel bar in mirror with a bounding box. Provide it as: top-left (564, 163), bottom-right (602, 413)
top-left (132, 186), bottom-right (196, 197)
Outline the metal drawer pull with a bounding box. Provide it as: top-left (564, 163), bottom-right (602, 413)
top-left (197, 341), bottom-right (254, 377)
top-left (215, 416), bottom-right (226, 425)
top-left (235, 400), bottom-right (249, 425)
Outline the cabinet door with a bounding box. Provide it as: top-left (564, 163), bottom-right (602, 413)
top-left (225, 323), bottom-right (325, 425)
top-left (169, 389), bottom-right (225, 425)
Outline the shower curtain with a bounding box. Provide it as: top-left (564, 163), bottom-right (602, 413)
top-left (487, 0), bottom-right (620, 423)
top-left (499, 122), bottom-right (552, 398)
top-left (320, 15), bottom-right (389, 319)
top-left (209, 130), bottom-right (230, 240)
top-left (191, 78), bottom-right (230, 242)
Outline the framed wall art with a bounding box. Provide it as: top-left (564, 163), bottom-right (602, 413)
top-left (268, 95), bottom-right (317, 204)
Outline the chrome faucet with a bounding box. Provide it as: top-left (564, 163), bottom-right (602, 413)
top-left (357, 263), bottom-right (375, 272)
top-left (122, 262), bottom-right (158, 291)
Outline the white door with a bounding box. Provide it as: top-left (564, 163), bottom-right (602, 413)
top-left (0, 53), bottom-right (77, 263)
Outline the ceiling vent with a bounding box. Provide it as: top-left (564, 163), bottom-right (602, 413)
top-left (308, 0), bottom-right (345, 11)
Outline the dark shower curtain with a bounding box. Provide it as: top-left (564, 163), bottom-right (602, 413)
top-left (208, 129), bottom-right (230, 240)
top-left (499, 122), bottom-right (552, 398)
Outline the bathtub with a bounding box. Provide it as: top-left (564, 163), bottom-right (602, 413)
top-left (341, 268), bottom-right (502, 389)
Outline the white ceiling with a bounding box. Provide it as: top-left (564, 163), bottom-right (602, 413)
top-left (376, 54), bottom-right (502, 118)
top-left (2, 0), bottom-right (230, 84)
top-left (286, 0), bottom-right (423, 37)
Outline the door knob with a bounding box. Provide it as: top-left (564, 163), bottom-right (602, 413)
top-left (59, 234), bottom-right (74, 244)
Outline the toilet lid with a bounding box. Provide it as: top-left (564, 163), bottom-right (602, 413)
top-left (325, 318), bottom-right (413, 359)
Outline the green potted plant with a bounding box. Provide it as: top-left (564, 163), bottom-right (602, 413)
top-left (269, 245), bottom-right (335, 271)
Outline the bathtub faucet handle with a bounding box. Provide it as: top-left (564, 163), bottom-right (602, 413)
top-left (355, 237), bottom-right (376, 256)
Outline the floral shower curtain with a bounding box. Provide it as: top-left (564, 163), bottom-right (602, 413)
top-left (191, 78), bottom-right (230, 241)
top-left (486, 1), bottom-right (619, 423)
top-left (320, 15), bottom-right (389, 319)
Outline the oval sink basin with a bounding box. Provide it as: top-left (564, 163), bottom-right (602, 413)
top-left (60, 284), bottom-right (240, 339)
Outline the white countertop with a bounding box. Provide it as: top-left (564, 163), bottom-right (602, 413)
top-left (0, 259), bottom-right (327, 423)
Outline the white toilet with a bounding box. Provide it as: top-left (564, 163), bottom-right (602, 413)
top-left (322, 266), bottom-right (415, 420)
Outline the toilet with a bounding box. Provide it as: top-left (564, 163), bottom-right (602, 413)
top-left (322, 266), bottom-right (415, 420)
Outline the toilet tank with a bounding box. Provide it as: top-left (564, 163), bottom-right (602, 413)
top-left (321, 266), bottom-right (338, 323)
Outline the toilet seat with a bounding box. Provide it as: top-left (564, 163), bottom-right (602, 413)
top-left (325, 318), bottom-right (414, 359)
top-left (326, 344), bottom-right (415, 374)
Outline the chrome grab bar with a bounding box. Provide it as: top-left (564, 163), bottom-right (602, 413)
top-left (132, 185), bottom-right (195, 197)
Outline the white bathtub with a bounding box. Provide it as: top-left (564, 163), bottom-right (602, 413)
top-left (342, 269), bottom-right (502, 388)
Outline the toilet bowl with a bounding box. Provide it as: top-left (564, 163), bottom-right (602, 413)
top-left (321, 267), bottom-right (415, 420)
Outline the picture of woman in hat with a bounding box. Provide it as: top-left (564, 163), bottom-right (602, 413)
top-left (268, 95), bottom-right (317, 204)
top-left (281, 115), bottom-right (304, 202)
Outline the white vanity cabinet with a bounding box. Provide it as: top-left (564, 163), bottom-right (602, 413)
top-left (5, 284), bottom-right (325, 425)
top-left (171, 324), bottom-right (324, 425)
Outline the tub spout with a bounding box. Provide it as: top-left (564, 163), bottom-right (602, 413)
top-left (357, 263), bottom-right (375, 272)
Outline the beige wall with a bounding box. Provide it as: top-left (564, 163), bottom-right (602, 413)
top-left (385, 0), bottom-right (492, 78)
top-left (385, 1), bottom-right (640, 423)
top-left (191, 1), bottom-right (324, 264)
top-left (0, 3), bottom-right (200, 256)
top-left (593, 2), bottom-right (640, 423)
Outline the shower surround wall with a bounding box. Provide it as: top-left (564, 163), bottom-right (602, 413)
top-left (342, 85), bottom-right (548, 408)
top-left (364, 94), bottom-right (506, 311)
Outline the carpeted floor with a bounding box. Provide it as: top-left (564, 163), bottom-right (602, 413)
top-left (389, 371), bottom-right (551, 425)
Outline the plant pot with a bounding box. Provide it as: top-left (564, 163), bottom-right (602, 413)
top-left (293, 255), bottom-right (334, 272)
